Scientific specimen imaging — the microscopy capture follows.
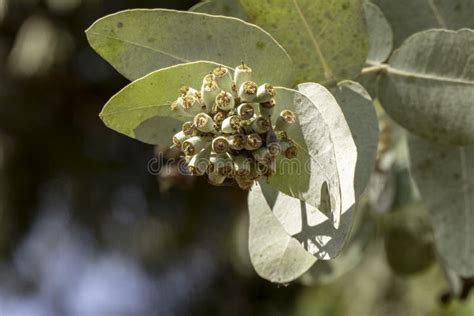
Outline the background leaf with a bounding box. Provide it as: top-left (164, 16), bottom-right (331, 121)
top-left (190, 0), bottom-right (247, 20)
top-left (364, 1), bottom-right (393, 64)
top-left (248, 182), bottom-right (316, 284)
top-left (382, 203), bottom-right (435, 276)
top-left (269, 87), bottom-right (343, 228)
top-left (86, 9), bottom-right (292, 85)
top-left (378, 29), bottom-right (474, 145)
top-left (372, 0), bottom-right (474, 48)
top-left (100, 61), bottom-right (221, 144)
top-left (240, 0), bottom-right (368, 84)
top-left (408, 134), bottom-right (474, 276)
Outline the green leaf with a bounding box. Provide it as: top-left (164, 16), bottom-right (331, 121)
top-left (382, 202), bottom-right (435, 276)
top-left (300, 201), bottom-right (375, 285)
top-left (408, 134), bottom-right (474, 276)
top-left (248, 182), bottom-right (316, 283)
top-left (190, 0), bottom-right (247, 20)
top-left (100, 61), bottom-right (222, 144)
top-left (330, 81), bottom-right (379, 198)
top-left (269, 87), bottom-right (343, 228)
top-left (240, 0), bottom-right (368, 84)
top-left (297, 83), bottom-right (357, 225)
top-left (379, 29), bottom-right (474, 145)
top-left (86, 9), bottom-right (293, 85)
top-left (248, 82), bottom-right (376, 263)
top-left (286, 81), bottom-right (376, 257)
top-left (372, 0), bottom-right (474, 48)
top-left (364, 1), bottom-right (393, 64)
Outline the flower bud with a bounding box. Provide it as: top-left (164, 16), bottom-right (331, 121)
top-left (212, 136), bottom-right (230, 154)
top-left (251, 116), bottom-right (270, 134)
top-left (221, 115), bottom-right (241, 134)
top-left (193, 113), bottom-right (216, 133)
top-left (187, 147), bottom-right (211, 176)
top-left (234, 63), bottom-right (252, 89)
top-left (256, 83), bottom-right (275, 103)
top-left (202, 73), bottom-right (214, 86)
top-left (182, 136), bottom-right (210, 156)
top-left (235, 175), bottom-right (254, 190)
top-left (227, 133), bottom-right (246, 150)
top-left (252, 147), bottom-right (271, 163)
top-left (238, 81), bottom-right (257, 102)
top-left (209, 153), bottom-right (234, 176)
top-left (254, 162), bottom-right (268, 176)
top-left (201, 80), bottom-right (220, 108)
top-left (212, 66), bottom-right (233, 93)
top-left (239, 119), bottom-right (253, 134)
top-left (253, 159), bottom-right (276, 177)
top-left (259, 99), bottom-right (276, 118)
top-left (182, 121), bottom-right (195, 137)
top-left (245, 133), bottom-right (263, 150)
top-left (213, 111), bottom-right (226, 127)
top-left (208, 170), bottom-right (227, 185)
top-left (180, 86), bottom-right (200, 98)
top-left (267, 142), bottom-right (281, 156)
top-left (236, 103), bottom-right (255, 120)
top-left (174, 95), bottom-right (204, 116)
top-left (232, 155), bottom-right (251, 175)
top-left (265, 159), bottom-right (277, 176)
top-left (275, 110), bottom-right (296, 131)
top-left (279, 141), bottom-right (298, 159)
top-left (216, 91), bottom-right (235, 111)
top-left (172, 131), bottom-right (188, 148)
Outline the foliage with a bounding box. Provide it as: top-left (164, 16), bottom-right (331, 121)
top-left (86, 0), bottom-right (474, 297)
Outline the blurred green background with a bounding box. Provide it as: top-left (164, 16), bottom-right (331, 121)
top-left (0, 0), bottom-right (473, 315)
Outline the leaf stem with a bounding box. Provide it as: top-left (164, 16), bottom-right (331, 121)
top-left (360, 64), bottom-right (388, 76)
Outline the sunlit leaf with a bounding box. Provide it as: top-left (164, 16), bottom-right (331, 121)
top-left (248, 82), bottom-right (377, 265)
top-left (190, 0), bottom-right (247, 20)
top-left (86, 9), bottom-right (292, 85)
top-left (364, 1), bottom-right (393, 64)
top-left (240, 0), bottom-right (368, 84)
top-left (408, 134), bottom-right (474, 276)
top-left (372, 0), bottom-right (474, 48)
top-left (269, 87), bottom-right (343, 228)
top-left (330, 81), bottom-right (379, 198)
top-left (248, 182), bottom-right (316, 284)
top-left (300, 201), bottom-right (375, 285)
top-left (100, 61), bottom-right (223, 144)
top-left (379, 29), bottom-right (474, 145)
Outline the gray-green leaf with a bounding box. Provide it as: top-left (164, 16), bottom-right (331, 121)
top-left (330, 81), bottom-right (379, 198)
top-left (100, 61), bottom-right (221, 144)
top-left (373, 0), bottom-right (474, 48)
top-left (240, 0), bottom-right (368, 84)
top-left (248, 182), bottom-right (316, 283)
top-left (269, 87), bottom-right (343, 228)
top-left (300, 201), bottom-right (375, 285)
top-left (190, 0), bottom-right (247, 20)
top-left (408, 134), bottom-right (474, 276)
top-left (382, 202), bottom-right (435, 276)
top-left (249, 82), bottom-right (376, 262)
top-left (86, 9), bottom-right (292, 85)
top-left (379, 29), bottom-right (474, 145)
top-left (364, 1), bottom-right (393, 64)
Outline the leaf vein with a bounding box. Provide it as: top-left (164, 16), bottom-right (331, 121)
top-left (291, 0), bottom-right (333, 80)
top-left (88, 31), bottom-right (190, 63)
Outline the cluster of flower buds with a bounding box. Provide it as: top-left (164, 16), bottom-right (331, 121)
top-left (171, 63), bottom-right (297, 190)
